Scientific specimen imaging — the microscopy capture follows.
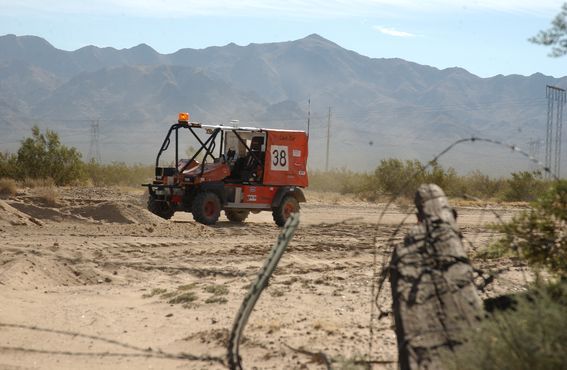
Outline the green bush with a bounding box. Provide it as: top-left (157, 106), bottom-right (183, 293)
top-left (0, 152), bottom-right (18, 179)
top-left (445, 282), bottom-right (567, 370)
top-left (372, 159), bottom-right (461, 198)
top-left (84, 161), bottom-right (153, 187)
top-left (15, 126), bottom-right (85, 185)
top-left (458, 170), bottom-right (507, 199)
top-left (309, 161), bottom-right (550, 203)
top-left (444, 183), bottom-right (567, 370)
top-left (497, 180), bottom-right (566, 276)
top-left (373, 159), bottom-right (424, 197)
top-left (504, 171), bottom-right (547, 201)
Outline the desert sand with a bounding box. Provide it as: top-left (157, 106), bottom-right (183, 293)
top-left (0, 187), bottom-right (531, 369)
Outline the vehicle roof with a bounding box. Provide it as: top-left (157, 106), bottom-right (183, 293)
top-left (182, 122), bottom-right (307, 134)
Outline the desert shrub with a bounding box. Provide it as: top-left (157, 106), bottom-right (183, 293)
top-left (459, 170), bottom-right (507, 199)
top-left (310, 161), bottom-right (531, 201)
top-left (205, 296), bottom-right (228, 304)
top-left (0, 178), bottom-right (17, 197)
top-left (34, 185), bottom-right (59, 207)
top-left (311, 162), bottom-right (549, 203)
top-left (474, 240), bottom-right (510, 260)
top-left (309, 169), bottom-right (373, 195)
top-left (0, 152), bottom-right (18, 179)
top-left (142, 288), bottom-right (168, 298)
top-left (204, 284), bottom-right (229, 296)
top-left (168, 291), bottom-right (198, 304)
top-left (445, 281), bottom-right (567, 370)
top-left (445, 183), bottom-right (567, 370)
top-left (372, 159), bottom-right (461, 198)
top-left (426, 161), bottom-right (461, 195)
top-left (503, 171), bottom-right (547, 202)
top-left (15, 126), bottom-right (85, 185)
top-left (84, 161), bottom-right (153, 186)
top-left (372, 159), bottom-right (424, 198)
top-left (497, 180), bottom-right (566, 276)
top-left (19, 177), bottom-right (56, 189)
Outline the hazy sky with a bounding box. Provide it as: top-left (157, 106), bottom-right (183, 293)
top-left (0, 0), bottom-right (565, 78)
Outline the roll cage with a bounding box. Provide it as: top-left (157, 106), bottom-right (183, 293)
top-left (154, 121), bottom-right (266, 179)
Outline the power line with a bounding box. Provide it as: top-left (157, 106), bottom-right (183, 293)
top-left (325, 106), bottom-right (331, 171)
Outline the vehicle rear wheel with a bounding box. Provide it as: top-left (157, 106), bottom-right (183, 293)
top-left (192, 192), bottom-right (221, 225)
top-left (225, 209), bottom-right (250, 223)
top-left (272, 195), bottom-right (299, 227)
top-left (148, 197), bottom-right (174, 219)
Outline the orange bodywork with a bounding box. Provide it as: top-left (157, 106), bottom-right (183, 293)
top-left (239, 185), bottom-right (278, 205)
top-left (181, 162), bottom-right (231, 184)
top-left (263, 130), bottom-right (308, 187)
top-left (223, 184), bottom-right (279, 209)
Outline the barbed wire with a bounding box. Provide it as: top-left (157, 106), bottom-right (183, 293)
top-left (0, 323), bottom-right (225, 364)
top-left (227, 213), bottom-right (300, 370)
top-left (367, 135), bottom-right (561, 363)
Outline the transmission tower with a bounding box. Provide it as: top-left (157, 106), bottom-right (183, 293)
top-left (87, 120), bottom-right (101, 163)
top-left (545, 85), bottom-right (566, 178)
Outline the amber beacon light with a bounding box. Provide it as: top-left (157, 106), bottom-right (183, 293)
top-left (178, 112), bottom-right (190, 123)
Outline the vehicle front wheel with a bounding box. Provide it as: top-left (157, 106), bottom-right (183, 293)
top-left (225, 209), bottom-right (250, 223)
top-left (272, 195), bottom-right (299, 227)
top-left (192, 192), bottom-right (221, 225)
top-left (148, 197), bottom-right (174, 219)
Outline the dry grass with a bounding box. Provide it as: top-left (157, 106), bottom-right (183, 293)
top-left (178, 283), bottom-right (198, 291)
top-left (168, 291), bottom-right (198, 304)
top-left (0, 178), bottom-right (17, 198)
top-left (19, 177), bottom-right (56, 188)
top-left (203, 284), bottom-right (229, 296)
top-left (34, 186), bottom-right (59, 207)
top-left (142, 288), bottom-right (168, 298)
top-left (204, 296), bottom-right (228, 304)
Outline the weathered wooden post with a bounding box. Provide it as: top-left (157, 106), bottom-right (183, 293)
top-left (390, 184), bottom-right (483, 370)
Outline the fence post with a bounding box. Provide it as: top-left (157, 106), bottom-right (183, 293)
top-left (390, 184), bottom-right (483, 370)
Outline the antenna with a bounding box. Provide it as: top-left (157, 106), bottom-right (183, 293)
top-left (307, 97), bottom-right (311, 139)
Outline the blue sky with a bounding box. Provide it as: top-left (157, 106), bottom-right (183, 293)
top-left (0, 0), bottom-right (565, 78)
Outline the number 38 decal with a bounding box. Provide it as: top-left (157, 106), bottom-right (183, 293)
top-left (270, 145), bottom-right (289, 171)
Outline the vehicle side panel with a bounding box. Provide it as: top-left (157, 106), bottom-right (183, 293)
top-left (224, 184), bottom-right (278, 209)
top-left (263, 131), bottom-right (308, 187)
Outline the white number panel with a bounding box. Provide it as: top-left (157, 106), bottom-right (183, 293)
top-left (270, 145), bottom-right (289, 171)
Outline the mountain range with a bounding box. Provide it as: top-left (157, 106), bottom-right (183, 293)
top-left (1, 33), bottom-right (566, 174)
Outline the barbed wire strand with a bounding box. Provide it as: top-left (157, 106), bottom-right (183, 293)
top-left (0, 323), bottom-right (224, 364)
top-left (227, 213), bottom-right (300, 370)
top-left (367, 135), bottom-right (560, 363)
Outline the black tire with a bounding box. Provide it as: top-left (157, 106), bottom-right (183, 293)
top-left (192, 192), bottom-right (221, 225)
top-left (225, 209), bottom-right (250, 223)
top-left (148, 197), bottom-right (174, 219)
top-left (272, 195), bottom-right (299, 227)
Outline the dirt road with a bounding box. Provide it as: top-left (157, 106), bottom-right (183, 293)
top-left (0, 188), bottom-right (530, 369)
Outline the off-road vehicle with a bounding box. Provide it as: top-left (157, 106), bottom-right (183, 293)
top-left (143, 113), bottom-right (308, 226)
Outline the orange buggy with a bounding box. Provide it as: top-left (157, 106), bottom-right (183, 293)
top-left (143, 113), bottom-right (308, 226)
